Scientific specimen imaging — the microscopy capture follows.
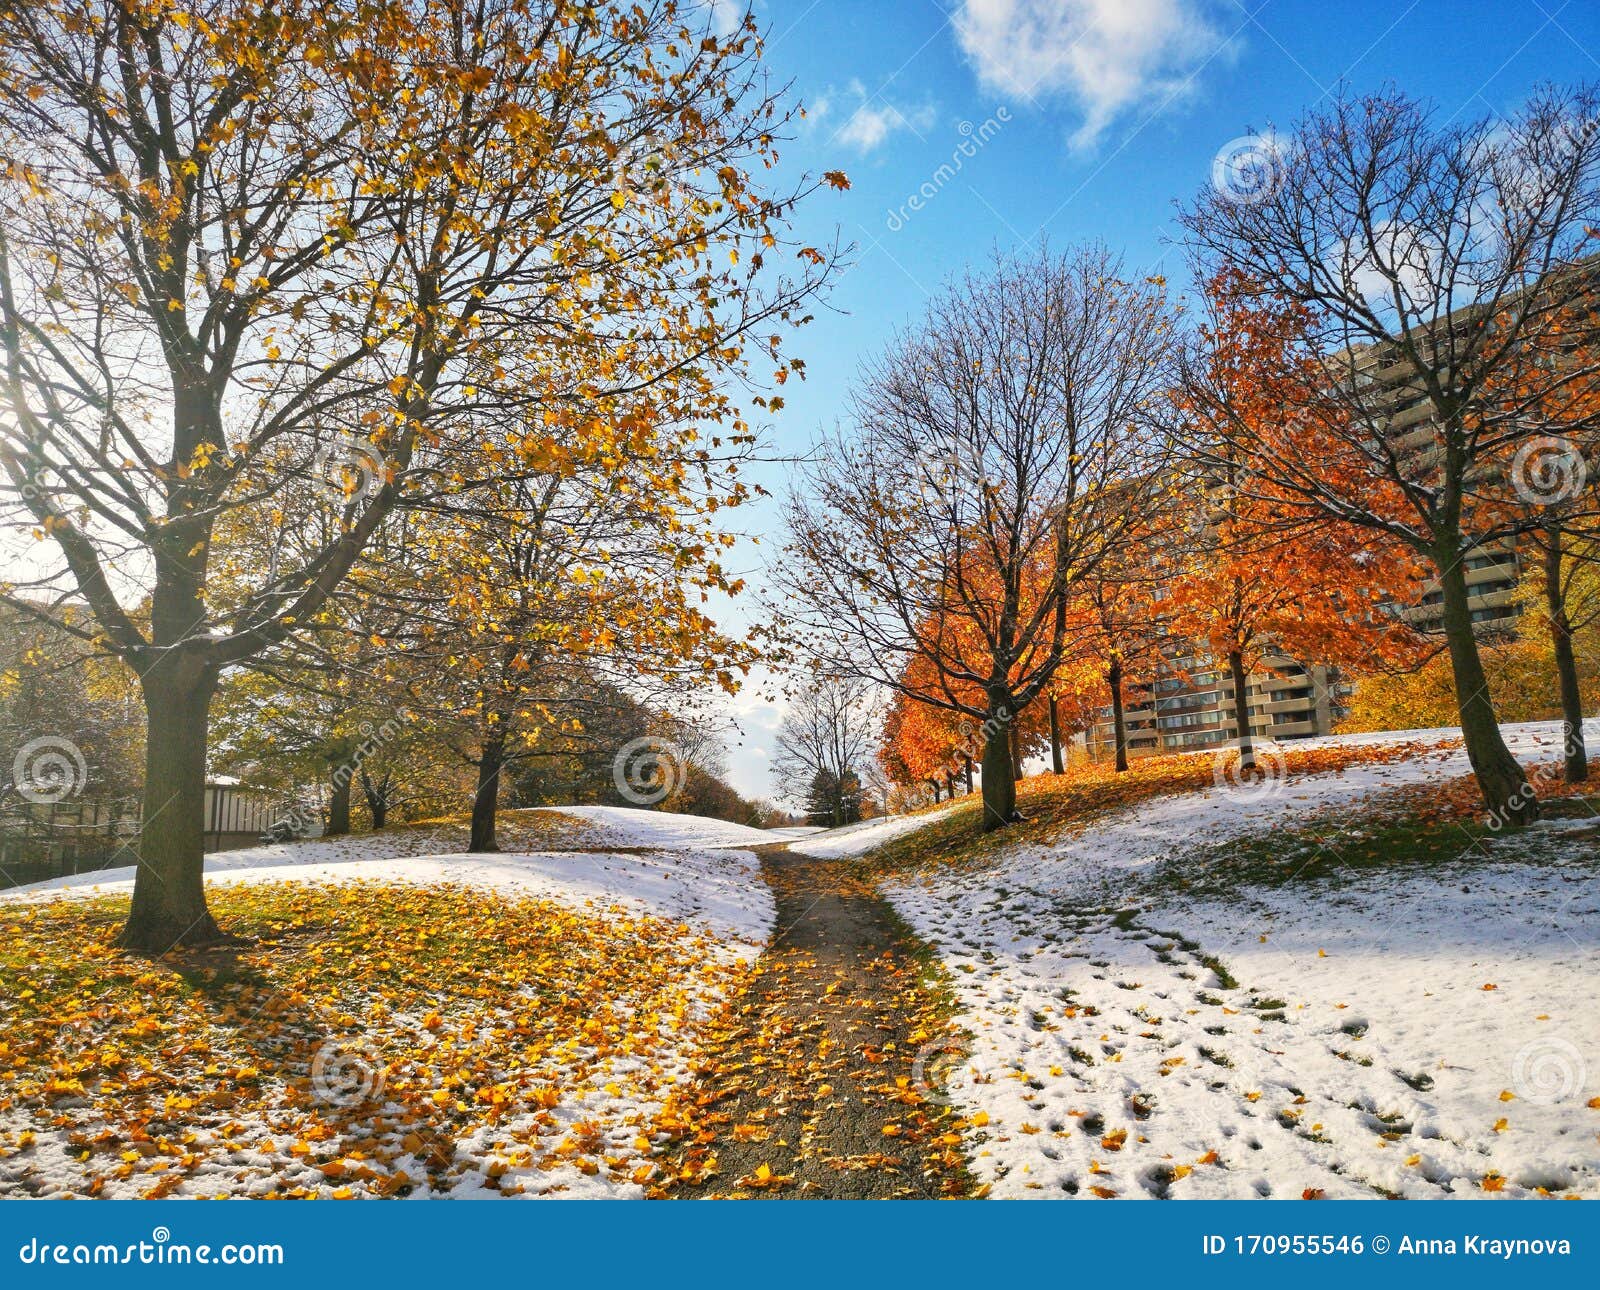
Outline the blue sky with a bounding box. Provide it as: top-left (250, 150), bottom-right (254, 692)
top-left (708, 0), bottom-right (1600, 802)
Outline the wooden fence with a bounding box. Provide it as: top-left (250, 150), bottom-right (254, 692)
top-left (0, 784), bottom-right (291, 890)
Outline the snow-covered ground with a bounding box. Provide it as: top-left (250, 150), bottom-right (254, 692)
top-left (536, 804), bottom-right (777, 851)
top-left (7, 807), bottom-right (774, 946)
top-left (0, 807), bottom-right (777, 1199)
top-left (787, 808), bottom-right (955, 858)
top-left (885, 720), bottom-right (1600, 1199)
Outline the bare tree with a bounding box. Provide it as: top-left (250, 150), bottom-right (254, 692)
top-left (855, 758), bottom-right (893, 817)
top-left (1179, 84), bottom-right (1600, 823)
top-left (772, 673), bottom-right (880, 826)
top-left (1527, 514), bottom-right (1600, 781)
top-left (774, 244), bottom-right (1175, 830)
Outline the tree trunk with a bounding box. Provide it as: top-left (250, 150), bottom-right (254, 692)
top-left (119, 663), bottom-right (225, 952)
top-left (1108, 656), bottom-right (1129, 772)
top-left (1437, 549), bottom-right (1538, 823)
top-left (1544, 535), bottom-right (1589, 783)
top-left (325, 764), bottom-right (352, 838)
top-left (929, 778), bottom-right (942, 804)
top-left (469, 736), bottom-right (505, 853)
top-left (962, 754), bottom-right (975, 794)
top-left (361, 769), bottom-right (390, 830)
top-left (1009, 723), bottom-right (1024, 782)
top-left (980, 700), bottom-right (1018, 831)
top-left (1227, 649), bottom-right (1254, 772)
top-left (119, 376), bottom-right (232, 953)
top-left (1048, 695), bottom-right (1065, 774)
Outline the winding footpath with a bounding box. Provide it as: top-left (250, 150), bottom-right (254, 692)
top-left (664, 847), bottom-right (974, 1199)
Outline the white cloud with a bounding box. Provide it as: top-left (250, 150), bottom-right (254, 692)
top-left (840, 100), bottom-right (937, 151)
top-left (955, 0), bottom-right (1229, 149)
top-left (815, 79), bottom-right (937, 154)
top-left (704, 0), bottom-right (744, 38)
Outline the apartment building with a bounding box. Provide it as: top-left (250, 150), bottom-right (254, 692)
top-left (1083, 325), bottom-right (1533, 761)
top-left (1081, 550), bottom-right (1524, 762)
top-left (1083, 649), bottom-right (1349, 760)
top-left (1357, 337), bottom-right (1526, 633)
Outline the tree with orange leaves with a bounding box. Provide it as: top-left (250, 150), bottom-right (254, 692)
top-left (877, 618), bottom-right (1059, 803)
top-left (880, 690), bottom-right (962, 803)
top-left (1179, 85), bottom-right (1600, 822)
top-left (1171, 279), bottom-right (1425, 772)
top-left (880, 650), bottom-right (975, 802)
top-left (779, 244), bottom-right (1175, 830)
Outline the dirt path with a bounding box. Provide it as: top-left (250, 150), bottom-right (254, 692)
top-left (663, 848), bottom-right (975, 1199)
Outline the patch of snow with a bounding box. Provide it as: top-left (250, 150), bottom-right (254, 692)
top-left (8, 830), bottom-right (772, 951)
top-left (787, 809), bottom-right (955, 858)
top-left (886, 718), bottom-right (1600, 1199)
top-left (535, 804), bottom-right (776, 850)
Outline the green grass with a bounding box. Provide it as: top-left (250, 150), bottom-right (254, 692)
top-left (855, 747), bottom-right (1600, 927)
top-left (855, 742), bottom-right (1439, 881)
top-left (1134, 792), bottom-right (1600, 905)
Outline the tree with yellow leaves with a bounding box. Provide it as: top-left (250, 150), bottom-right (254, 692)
top-left (0, 0), bottom-right (840, 949)
top-left (396, 402), bottom-right (759, 852)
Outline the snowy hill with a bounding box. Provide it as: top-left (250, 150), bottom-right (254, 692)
top-left (786, 810), bottom-right (955, 858)
top-left (6, 806), bottom-right (775, 948)
top-left (534, 804), bottom-right (776, 850)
